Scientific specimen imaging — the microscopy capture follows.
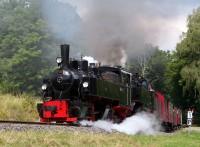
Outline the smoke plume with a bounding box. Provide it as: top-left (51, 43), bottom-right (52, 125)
top-left (41, 0), bottom-right (198, 65)
top-left (80, 112), bottom-right (161, 135)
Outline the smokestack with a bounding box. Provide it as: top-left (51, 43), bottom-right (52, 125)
top-left (61, 44), bottom-right (70, 67)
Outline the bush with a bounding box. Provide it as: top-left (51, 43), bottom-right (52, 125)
top-left (0, 93), bottom-right (40, 121)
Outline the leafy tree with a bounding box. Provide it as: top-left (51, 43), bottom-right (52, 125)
top-left (0, 0), bottom-right (57, 94)
top-left (128, 44), bottom-right (157, 76)
top-left (167, 8), bottom-right (200, 111)
top-left (145, 49), bottom-right (170, 92)
top-left (128, 45), bottom-right (170, 93)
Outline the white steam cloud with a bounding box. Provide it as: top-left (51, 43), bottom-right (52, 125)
top-left (80, 112), bottom-right (161, 135)
top-left (82, 56), bottom-right (98, 65)
top-left (42, 0), bottom-right (199, 65)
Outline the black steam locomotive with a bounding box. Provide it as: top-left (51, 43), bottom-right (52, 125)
top-left (37, 44), bottom-right (182, 129)
top-left (37, 44), bottom-right (147, 122)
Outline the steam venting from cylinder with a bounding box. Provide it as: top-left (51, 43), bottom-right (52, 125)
top-left (61, 44), bottom-right (70, 67)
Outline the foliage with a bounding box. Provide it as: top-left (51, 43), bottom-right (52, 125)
top-left (128, 46), bottom-right (170, 93)
top-left (166, 8), bottom-right (200, 110)
top-left (0, 93), bottom-right (39, 121)
top-left (0, 0), bottom-right (57, 94)
top-left (128, 44), bottom-right (157, 76)
top-left (145, 49), bottom-right (170, 92)
top-left (177, 8), bottom-right (200, 99)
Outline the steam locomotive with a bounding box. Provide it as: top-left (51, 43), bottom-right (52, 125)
top-left (37, 44), bottom-right (182, 130)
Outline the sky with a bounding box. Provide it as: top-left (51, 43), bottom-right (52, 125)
top-left (58, 0), bottom-right (200, 51)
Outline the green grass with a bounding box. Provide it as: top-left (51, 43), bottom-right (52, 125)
top-left (0, 94), bottom-right (199, 146)
top-left (0, 130), bottom-right (199, 147)
top-left (0, 93), bottom-right (40, 121)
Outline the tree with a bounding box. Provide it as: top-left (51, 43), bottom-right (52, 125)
top-left (128, 44), bottom-right (157, 76)
top-left (167, 7), bottom-right (200, 111)
top-left (0, 0), bottom-right (57, 94)
top-left (128, 45), bottom-right (170, 93)
top-left (145, 49), bottom-right (170, 92)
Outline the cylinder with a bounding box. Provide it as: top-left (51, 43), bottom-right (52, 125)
top-left (61, 44), bottom-right (70, 67)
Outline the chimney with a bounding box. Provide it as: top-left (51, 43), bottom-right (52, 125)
top-left (61, 44), bottom-right (70, 67)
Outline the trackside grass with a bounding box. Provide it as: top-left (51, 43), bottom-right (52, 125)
top-left (0, 130), bottom-right (199, 147)
top-left (0, 94), bottom-right (199, 146)
top-left (0, 94), bottom-right (40, 121)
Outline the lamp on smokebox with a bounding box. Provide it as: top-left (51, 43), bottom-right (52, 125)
top-left (56, 57), bottom-right (62, 66)
top-left (41, 84), bottom-right (47, 91)
top-left (83, 82), bottom-right (89, 88)
top-left (82, 81), bottom-right (89, 93)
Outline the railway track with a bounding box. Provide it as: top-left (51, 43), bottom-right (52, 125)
top-left (0, 120), bottom-right (108, 134)
top-left (0, 120), bottom-right (81, 127)
top-left (0, 120), bottom-right (186, 134)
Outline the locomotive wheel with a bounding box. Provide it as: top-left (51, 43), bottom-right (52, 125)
top-left (107, 109), bottom-right (113, 120)
top-left (101, 105), bottom-right (113, 120)
top-left (70, 106), bottom-right (81, 117)
top-left (112, 110), bottom-right (122, 123)
top-left (112, 115), bottom-right (122, 123)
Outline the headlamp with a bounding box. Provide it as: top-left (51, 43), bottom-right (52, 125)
top-left (56, 57), bottom-right (62, 64)
top-left (41, 84), bottom-right (47, 90)
top-left (83, 82), bottom-right (89, 88)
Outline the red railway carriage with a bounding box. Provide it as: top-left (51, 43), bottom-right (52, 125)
top-left (153, 91), bottom-right (182, 130)
top-left (177, 109), bottom-right (182, 127)
top-left (168, 101), bottom-right (174, 125)
top-left (173, 107), bottom-right (178, 126)
top-left (154, 92), bottom-right (166, 122)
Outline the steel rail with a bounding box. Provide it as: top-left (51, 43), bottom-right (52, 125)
top-left (0, 120), bottom-right (81, 127)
